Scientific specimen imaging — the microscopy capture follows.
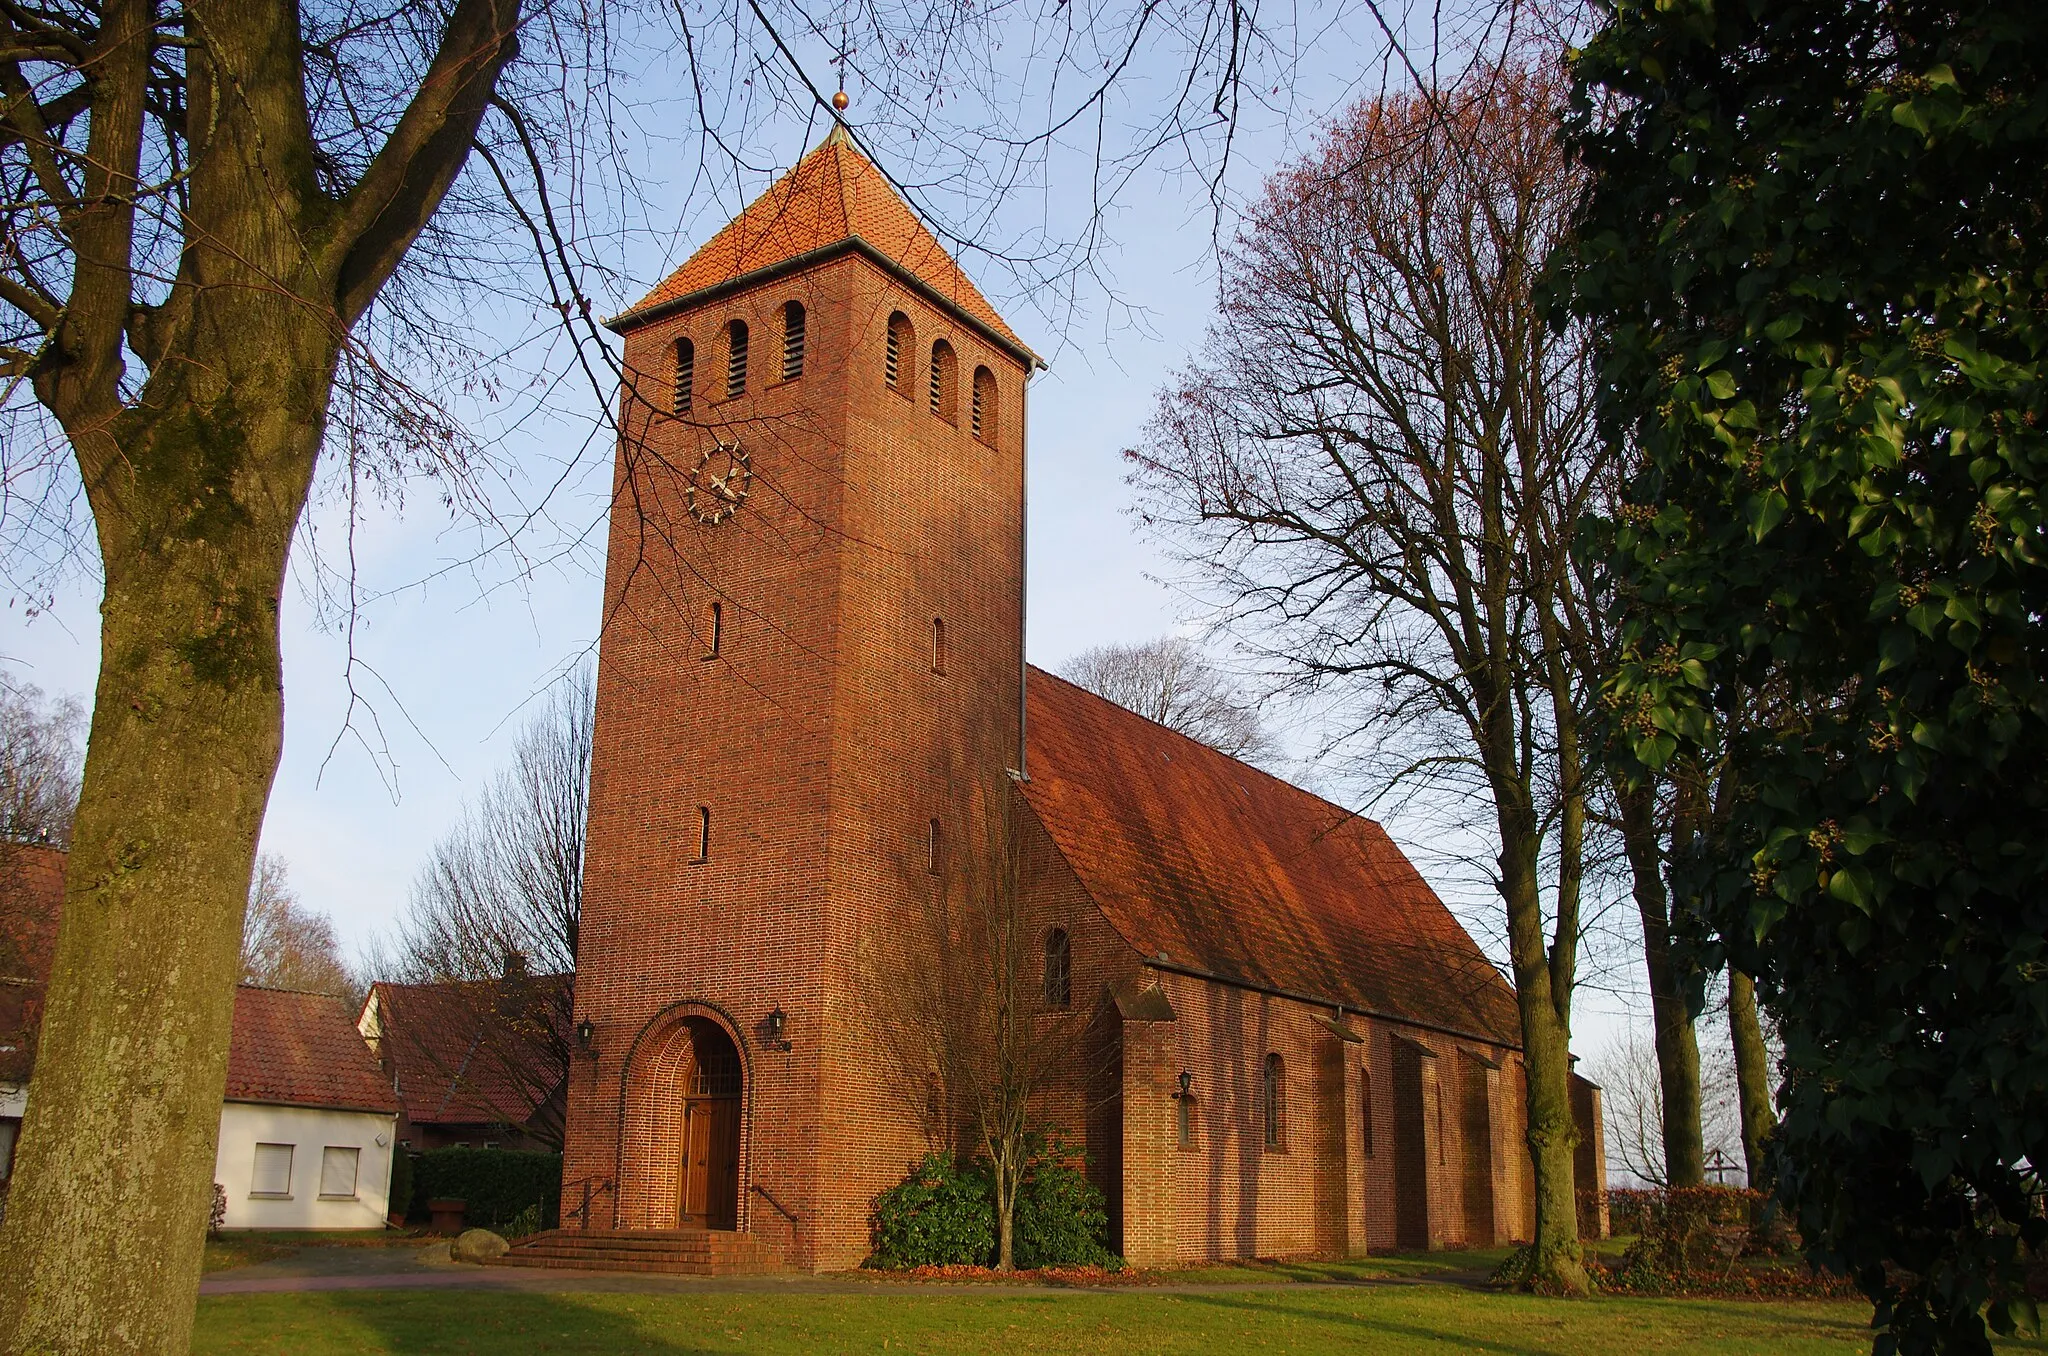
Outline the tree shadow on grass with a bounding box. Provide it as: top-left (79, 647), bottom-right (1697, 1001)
top-left (316, 1290), bottom-right (731, 1355)
top-left (1168, 1293), bottom-right (1562, 1356)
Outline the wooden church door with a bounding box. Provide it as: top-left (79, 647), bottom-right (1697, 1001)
top-left (678, 1098), bottom-right (739, 1229)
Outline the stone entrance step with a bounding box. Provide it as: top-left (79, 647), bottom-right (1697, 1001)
top-left (495, 1227), bottom-right (784, 1276)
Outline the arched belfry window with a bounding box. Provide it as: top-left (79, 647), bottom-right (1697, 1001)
top-left (782, 300), bottom-right (806, 380)
top-left (929, 340), bottom-right (956, 420)
top-left (971, 366), bottom-right (996, 443)
top-left (886, 312), bottom-right (914, 393)
top-left (1042, 928), bottom-right (1071, 1009)
top-left (673, 337), bottom-right (695, 414)
top-left (1263, 1052), bottom-right (1285, 1149)
top-left (725, 319), bottom-right (749, 398)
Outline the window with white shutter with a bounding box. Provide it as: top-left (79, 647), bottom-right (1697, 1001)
top-left (319, 1146), bottom-right (360, 1199)
top-left (251, 1142), bottom-right (293, 1197)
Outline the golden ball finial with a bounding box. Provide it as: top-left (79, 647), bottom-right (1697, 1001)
top-left (832, 90), bottom-right (850, 111)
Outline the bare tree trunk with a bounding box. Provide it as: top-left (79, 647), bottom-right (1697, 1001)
top-left (1617, 782), bottom-right (1705, 1188)
top-left (1727, 968), bottom-right (1775, 1188)
top-left (0, 379), bottom-right (322, 1351)
top-left (1502, 835), bottom-right (1589, 1295)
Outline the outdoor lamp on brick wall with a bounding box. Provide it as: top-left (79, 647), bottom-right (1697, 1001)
top-left (765, 1007), bottom-right (793, 1051)
top-left (1173, 1071), bottom-right (1192, 1100)
top-left (576, 1018), bottom-right (595, 1051)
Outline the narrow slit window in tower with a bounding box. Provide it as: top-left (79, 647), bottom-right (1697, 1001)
top-left (928, 818), bottom-right (941, 875)
top-left (704, 600), bottom-right (722, 659)
top-left (782, 300), bottom-right (806, 380)
top-left (693, 806), bottom-right (711, 863)
top-left (931, 617), bottom-right (946, 675)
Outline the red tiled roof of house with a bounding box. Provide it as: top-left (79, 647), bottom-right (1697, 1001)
top-left (226, 985), bottom-right (398, 1114)
top-left (1020, 668), bottom-right (1523, 1048)
top-left (0, 844), bottom-right (65, 1083)
top-left (362, 977), bottom-right (569, 1129)
top-left (613, 126), bottom-right (1029, 356)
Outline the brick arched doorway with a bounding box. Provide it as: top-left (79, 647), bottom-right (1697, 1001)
top-left (674, 1020), bottom-right (742, 1229)
top-left (618, 1009), bottom-right (748, 1231)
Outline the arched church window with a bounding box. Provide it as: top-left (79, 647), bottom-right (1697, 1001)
top-left (886, 312), bottom-right (914, 392)
top-left (726, 319), bottom-right (749, 398)
top-left (1042, 928), bottom-right (1071, 1009)
top-left (1360, 1064), bottom-right (1375, 1157)
top-left (673, 337), bottom-right (695, 414)
top-left (1263, 1052), bottom-right (1285, 1149)
top-left (929, 340), bottom-right (956, 421)
top-left (972, 366), bottom-right (996, 443)
top-left (782, 301), bottom-right (806, 380)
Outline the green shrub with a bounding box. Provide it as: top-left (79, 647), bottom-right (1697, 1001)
top-left (868, 1153), bottom-right (994, 1268)
top-left (1013, 1137), bottom-right (1115, 1269)
top-left (867, 1138), bottom-right (1122, 1271)
top-left (408, 1148), bottom-right (561, 1231)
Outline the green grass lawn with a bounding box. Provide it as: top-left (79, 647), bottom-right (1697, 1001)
top-left (193, 1287), bottom-right (2048, 1355)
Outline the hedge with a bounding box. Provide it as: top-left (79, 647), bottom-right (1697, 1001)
top-left (406, 1148), bottom-right (561, 1233)
top-left (867, 1136), bottom-right (1118, 1270)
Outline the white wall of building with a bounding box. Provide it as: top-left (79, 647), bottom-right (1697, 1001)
top-left (213, 1101), bottom-right (397, 1230)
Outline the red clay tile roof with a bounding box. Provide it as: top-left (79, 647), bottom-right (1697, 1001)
top-left (613, 126), bottom-right (1029, 356)
top-left (0, 844), bottom-right (65, 1083)
top-left (363, 978), bottom-right (568, 1129)
top-left (1021, 668), bottom-right (1523, 1048)
top-left (226, 986), bottom-right (398, 1114)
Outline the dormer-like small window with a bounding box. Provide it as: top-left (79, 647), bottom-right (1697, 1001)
top-left (972, 366), bottom-right (996, 443)
top-left (673, 338), bottom-right (695, 414)
top-left (887, 312), bottom-right (914, 393)
top-left (782, 301), bottom-right (806, 380)
top-left (726, 319), bottom-right (749, 398)
top-left (1043, 928), bottom-right (1071, 1009)
top-left (929, 340), bottom-right (956, 421)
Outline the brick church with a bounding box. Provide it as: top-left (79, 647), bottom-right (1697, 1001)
top-left (557, 124), bottom-right (1606, 1273)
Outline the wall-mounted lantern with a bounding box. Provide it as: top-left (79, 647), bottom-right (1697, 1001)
top-left (576, 1018), bottom-right (595, 1051)
top-left (1172, 1070), bottom-right (1193, 1100)
top-left (765, 1007), bottom-right (793, 1051)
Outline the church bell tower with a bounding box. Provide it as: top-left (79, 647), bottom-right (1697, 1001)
top-left (560, 124), bottom-right (1038, 1271)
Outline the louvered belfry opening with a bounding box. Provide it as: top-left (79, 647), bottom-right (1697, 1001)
top-left (928, 339), bottom-right (956, 419)
top-left (673, 337), bottom-right (695, 413)
top-left (726, 319), bottom-right (748, 397)
top-left (782, 300), bottom-right (806, 379)
top-left (972, 365), bottom-right (996, 442)
top-left (886, 311), bottom-right (913, 390)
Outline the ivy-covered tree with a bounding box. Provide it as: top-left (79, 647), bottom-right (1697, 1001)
top-left (1566, 3), bottom-right (2048, 1352)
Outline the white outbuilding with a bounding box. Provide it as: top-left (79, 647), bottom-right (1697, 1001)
top-left (213, 984), bottom-right (400, 1230)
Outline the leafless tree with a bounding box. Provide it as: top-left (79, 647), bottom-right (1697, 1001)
top-left (1129, 57), bottom-right (1603, 1290)
top-left (864, 778), bottom-right (1102, 1270)
top-left (1060, 636), bottom-right (1275, 764)
top-left (0, 677), bottom-right (82, 847)
top-left (238, 854), bottom-right (350, 999)
top-left (365, 667), bottom-right (591, 1148)
top-left (1589, 1012), bottom-right (1740, 1190)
